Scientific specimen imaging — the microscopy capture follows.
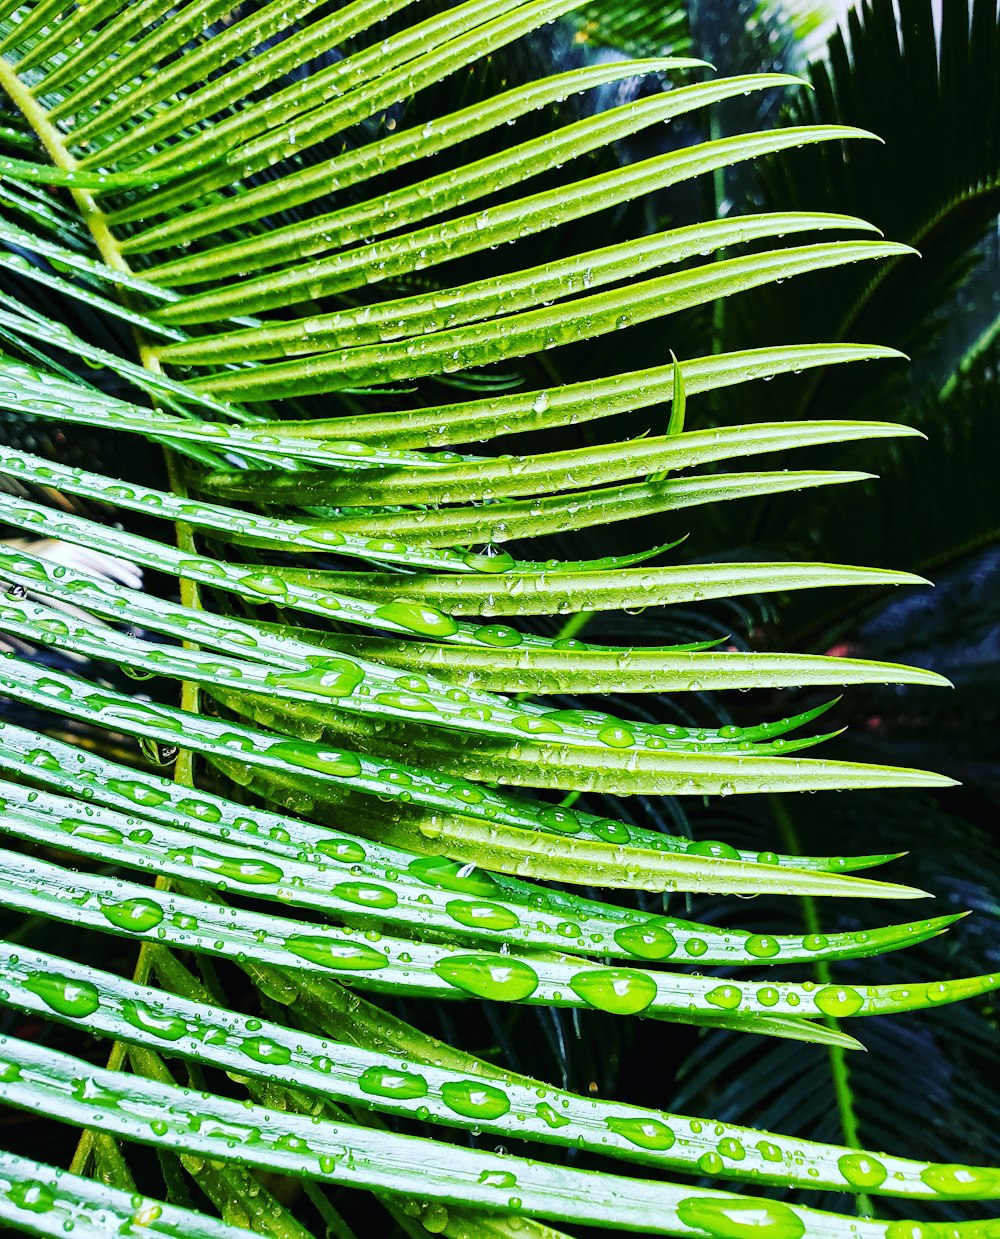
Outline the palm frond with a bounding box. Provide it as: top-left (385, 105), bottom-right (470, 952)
top-left (0, 0), bottom-right (996, 1234)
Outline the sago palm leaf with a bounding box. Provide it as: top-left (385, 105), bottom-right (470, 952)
top-left (0, 0), bottom-right (996, 1235)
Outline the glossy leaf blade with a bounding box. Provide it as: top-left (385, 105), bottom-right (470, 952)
top-left (3, 944), bottom-right (995, 1199)
top-left (0, 1149), bottom-right (253, 1239)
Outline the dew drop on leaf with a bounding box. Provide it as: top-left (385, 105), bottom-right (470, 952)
top-left (606, 1116), bottom-right (675, 1150)
top-left (23, 971), bottom-right (100, 1019)
top-left (918, 1164), bottom-right (1000, 1197)
top-left (814, 985), bottom-right (864, 1017)
top-left (284, 935), bottom-right (388, 971)
top-left (121, 1000), bottom-right (187, 1041)
top-left (100, 897), bottom-right (164, 933)
top-left (8, 1180), bottom-right (56, 1215)
top-left (705, 984), bottom-right (743, 1011)
top-left (612, 923), bottom-right (678, 960)
top-left (434, 955), bottom-right (539, 1001)
top-left (676, 1196), bottom-right (805, 1239)
top-left (440, 1079), bottom-right (511, 1119)
top-left (358, 1067), bottom-right (428, 1100)
top-left (837, 1152), bottom-right (887, 1188)
top-left (745, 935), bottom-right (780, 959)
top-left (446, 900), bottom-right (519, 931)
top-left (569, 968), bottom-right (657, 1015)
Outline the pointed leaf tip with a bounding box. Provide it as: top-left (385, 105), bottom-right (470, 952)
top-left (833, 125), bottom-right (885, 142)
top-left (767, 73), bottom-right (812, 89)
top-left (882, 882), bottom-right (934, 901)
top-left (892, 571), bottom-right (934, 587)
top-left (880, 242), bottom-right (921, 259)
top-left (928, 912), bottom-right (970, 937)
top-left (923, 911), bottom-right (968, 929)
top-left (899, 665), bottom-right (952, 687)
top-left (852, 344), bottom-right (908, 360)
top-left (907, 770), bottom-right (960, 789)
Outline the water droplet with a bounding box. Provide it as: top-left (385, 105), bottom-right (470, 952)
top-left (838, 1153), bottom-right (887, 1188)
top-left (590, 818), bottom-right (630, 844)
top-left (676, 1196), bottom-right (805, 1239)
top-left (473, 624), bottom-right (523, 648)
top-left (613, 923), bottom-right (678, 960)
top-left (433, 955), bottom-right (538, 1001)
top-left (537, 806), bottom-right (582, 835)
top-left (440, 1079), bottom-right (511, 1119)
top-left (607, 1116), bottom-right (675, 1150)
top-left (597, 724), bottom-right (635, 749)
top-left (267, 742), bottom-right (362, 780)
top-left (446, 900), bottom-right (519, 932)
top-left (336, 882), bottom-right (398, 910)
top-left (316, 838), bottom-right (366, 864)
top-left (285, 935), bottom-right (387, 971)
top-left (689, 840), bottom-right (741, 860)
top-left (375, 690), bottom-right (437, 714)
top-left (23, 971), bottom-right (99, 1018)
top-left (477, 1168), bottom-right (518, 1188)
top-left (408, 857), bottom-right (499, 896)
top-left (132, 1203), bottom-right (163, 1227)
top-left (177, 798), bottom-right (222, 823)
top-left (122, 1000), bottom-right (187, 1041)
top-left (569, 969), bottom-right (657, 1015)
top-left (814, 985), bottom-right (864, 1018)
top-left (421, 1203), bottom-right (450, 1233)
top-left (183, 848), bottom-right (284, 886)
top-left (9, 1180), bottom-right (55, 1214)
top-left (100, 897), bottom-right (164, 933)
top-left (374, 600), bottom-right (458, 638)
top-left (719, 1138), bottom-right (746, 1161)
top-left (919, 1165), bottom-right (999, 1197)
top-left (241, 1037), bottom-right (292, 1065)
top-left (745, 935), bottom-right (780, 959)
top-left (706, 985), bottom-right (742, 1011)
top-left (359, 1066), bottom-right (428, 1100)
top-left (274, 663), bottom-right (364, 699)
top-left (535, 1102), bottom-right (570, 1129)
top-left (511, 715), bottom-right (563, 735)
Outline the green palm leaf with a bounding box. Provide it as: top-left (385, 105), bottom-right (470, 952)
top-left (0, 0), bottom-right (995, 1234)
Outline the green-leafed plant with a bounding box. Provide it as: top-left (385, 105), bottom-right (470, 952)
top-left (0, 0), bottom-right (996, 1235)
